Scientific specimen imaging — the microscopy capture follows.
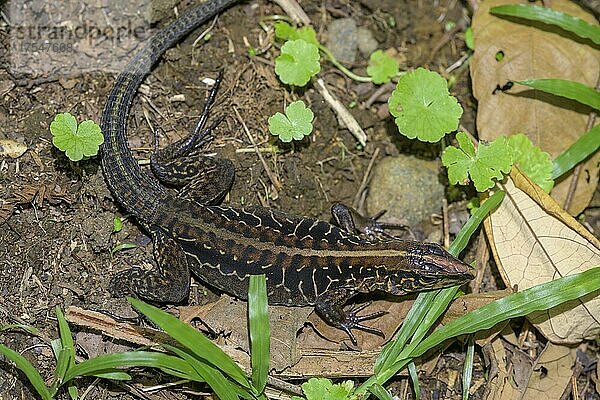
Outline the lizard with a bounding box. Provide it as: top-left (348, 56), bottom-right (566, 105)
top-left (101, 0), bottom-right (474, 343)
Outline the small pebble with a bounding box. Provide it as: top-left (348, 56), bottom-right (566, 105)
top-left (326, 18), bottom-right (358, 65)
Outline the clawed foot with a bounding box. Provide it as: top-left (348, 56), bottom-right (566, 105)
top-left (152, 70), bottom-right (225, 162)
top-left (336, 302), bottom-right (387, 345)
top-left (331, 202), bottom-right (412, 240)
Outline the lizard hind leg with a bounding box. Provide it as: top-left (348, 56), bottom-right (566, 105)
top-left (150, 72), bottom-right (234, 205)
top-left (110, 227), bottom-right (191, 303)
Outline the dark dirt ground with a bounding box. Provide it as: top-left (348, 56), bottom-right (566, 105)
top-left (0, 0), bottom-right (599, 399)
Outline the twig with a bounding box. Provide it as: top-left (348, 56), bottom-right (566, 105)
top-left (315, 78), bottom-right (367, 146)
top-left (353, 147), bottom-right (380, 209)
top-left (232, 106), bottom-right (282, 191)
top-left (442, 198), bottom-right (450, 249)
top-left (272, 0), bottom-right (368, 146)
top-left (192, 14), bottom-right (219, 48)
top-left (271, 0), bottom-right (310, 25)
top-left (363, 82), bottom-right (395, 108)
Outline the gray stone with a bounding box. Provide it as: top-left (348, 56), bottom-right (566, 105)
top-left (326, 18), bottom-right (358, 65)
top-left (357, 27), bottom-right (379, 56)
top-left (366, 155), bottom-right (445, 226)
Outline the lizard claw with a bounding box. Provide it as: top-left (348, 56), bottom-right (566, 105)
top-left (339, 302), bottom-right (387, 345)
top-left (331, 203), bottom-right (413, 240)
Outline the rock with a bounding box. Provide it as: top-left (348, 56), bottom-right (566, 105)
top-left (357, 27), bottom-right (379, 56)
top-left (366, 155), bottom-right (445, 227)
top-left (326, 18), bottom-right (358, 65)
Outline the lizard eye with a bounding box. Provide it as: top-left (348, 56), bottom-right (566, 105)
top-left (426, 243), bottom-right (447, 257)
top-left (418, 262), bottom-right (446, 274)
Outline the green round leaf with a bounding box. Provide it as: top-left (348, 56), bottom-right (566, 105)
top-left (367, 50), bottom-right (399, 84)
top-left (268, 100), bottom-right (314, 143)
top-left (50, 113), bottom-right (104, 161)
top-left (275, 39), bottom-right (320, 86)
top-left (442, 132), bottom-right (513, 192)
top-left (388, 67), bottom-right (463, 142)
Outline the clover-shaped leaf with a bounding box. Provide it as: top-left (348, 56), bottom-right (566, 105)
top-left (367, 50), bottom-right (399, 84)
top-left (507, 133), bottom-right (554, 192)
top-left (442, 132), bottom-right (513, 192)
top-left (291, 378), bottom-right (354, 400)
top-left (274, 21), bottom-right (319, 46)
top-left (388, 67), bottom-right (463, 142)
top-left (50, 113), bottom-right (104, 161)
top-left (268, 100), bottom-right (314, 142)
top-left (275, 39), bottom-right (320, 86)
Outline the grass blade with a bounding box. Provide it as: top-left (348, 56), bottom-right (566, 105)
top-left (409, 266), bottom-right (600, 359)
top-left (90, 370), bottom-right (131, 380)
top-left (129, 297), bottom-right (251, 390)
top-left (64, 351), bottom-right (201, 382)
top-left (0, 324), bottom-right (39, 335)
top-left (407, 362), bottom-right (420, 400)
top-left (0, 344), bottom-right (53, 400)
top-left (462, 336), bottom-right (474, 400)
top-left (490, 4), bottom-right (600, 45)
top-left (552, 124), bottom-right (600, 179)
top-left (374, 191), bottom-right (505, 374)
top-left (367, 383), bottom-right (393, 400)
top-left (52, 306), bottom-right (75, 393)
top-left (375, 291), bottom-right (436, 373)
top-left (514, 79), bottom-right (600, 111)
top-left (164, 344), bottom-right (244, 400)
top-left (248, 275), bottom-right (270, 394)
top-left (363, 266), bottom-right (600, 392)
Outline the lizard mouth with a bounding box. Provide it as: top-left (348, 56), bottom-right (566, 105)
top-left (416, 254), bottom-right (475, 282)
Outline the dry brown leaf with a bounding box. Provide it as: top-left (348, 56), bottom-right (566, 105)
top-left (486, 168), bottom-right (600, 343)
top-left (188, 295), bottom-right (311, 372)
top-left (0, 139), bottom-right (27, 158)
top-left (471, 0), bottom-right (600, 214)
top-left (522, 343), bottom-right (576, 399)
top-left (66, 305), bottom-right (390, 378)
top-left (486, 336), bottom-right (524, 400)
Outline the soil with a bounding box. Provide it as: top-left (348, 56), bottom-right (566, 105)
top-left (0, 1), bottom-right (598, 399)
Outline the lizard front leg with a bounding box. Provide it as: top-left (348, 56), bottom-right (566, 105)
top-left (331, 202), bottom-right (410, 240)
top-left (110, 226), bottom-right (191, 303)
top-left (315, 287), bottom-right (386, 344)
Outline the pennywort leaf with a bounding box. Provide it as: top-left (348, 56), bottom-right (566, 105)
top-left (275, 39), bottom-right (320, 86)
top-left (295, 377), bottom-right (354, 400)
top-left (50, 113), bottom-right (104, 161)
top-left (268, 100), bottom-right (314, 142)
top-left (274, 21), bottom-right (319, 46)
top-left (507, 134), bottom-right (553, 192)
top-left (388, 68), bottom-right (463, 142)
top-left (367, 50), bottom-right (399, 84)
top-left (442, 132), bottom-right (512, 192)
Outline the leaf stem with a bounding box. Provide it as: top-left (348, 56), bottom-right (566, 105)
top-left (318, 45), bottom-right (372, 83)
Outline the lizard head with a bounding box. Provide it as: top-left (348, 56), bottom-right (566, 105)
top-left (386, 242), bottom-right (474, 294)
